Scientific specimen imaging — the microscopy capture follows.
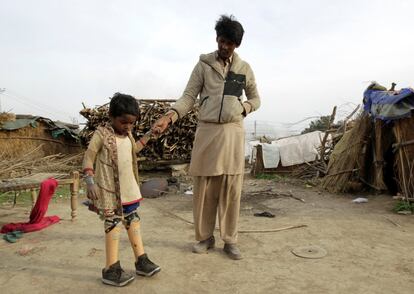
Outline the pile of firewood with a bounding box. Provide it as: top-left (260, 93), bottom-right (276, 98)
top-left (79, 104), bottom-right (110, 144)
top-left (79, 99), bottom-right (198, 162)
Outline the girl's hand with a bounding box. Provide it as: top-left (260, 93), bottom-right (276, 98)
top-left (84, 174), bottom-right (98, 200)
top-left (86, 184), bottom-right (99, 200)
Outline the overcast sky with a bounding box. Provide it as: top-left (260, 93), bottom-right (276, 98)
top-left (1, 0), bottom-right (413, 134)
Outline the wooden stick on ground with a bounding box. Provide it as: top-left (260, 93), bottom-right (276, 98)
top-left (244, 189), bottom-right (305, 202)
top-left (152, 203), bottom-right (308, 234)
top-left (238, 225), bottom-right (307, 233)
top-left (383, 217), bottom-right (401, 228)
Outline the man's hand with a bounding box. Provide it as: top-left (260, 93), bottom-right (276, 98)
top-left (152, 115), bottom-right (172, 135)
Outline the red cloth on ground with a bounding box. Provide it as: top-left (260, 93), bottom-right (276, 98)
top-left (1, 178), bottom-right (60, 234)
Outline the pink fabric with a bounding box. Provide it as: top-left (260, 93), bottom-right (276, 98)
top-left (1, 178), bottom-right (60, 234)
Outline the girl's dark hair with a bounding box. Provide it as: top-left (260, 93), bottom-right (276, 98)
top-left (215, 15), bottom-right (244, 46)
top-left (108, 93), bottom-right (140, 119)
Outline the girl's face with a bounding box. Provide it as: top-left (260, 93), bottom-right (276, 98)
top-left (110, 114), bottom-right (137, 136)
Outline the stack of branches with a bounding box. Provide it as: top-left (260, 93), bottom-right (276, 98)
top-left (0, 145), bottom-right (83, 179)
top-left (293, 105), bottom-right (361, 180)
top-left (79, 103), bottom-right (111, 143)
top-left (321, 112), bottom-right (372, 193)
top-left (80, 99), bottom-right (198, 162)
top-left (291, 161), bottom-right (328, 180)
top-left (292, 106), bottom-right (337, 180)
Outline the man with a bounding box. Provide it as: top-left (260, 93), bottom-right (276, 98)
top-left (152, 15), bottom-right (260, 260)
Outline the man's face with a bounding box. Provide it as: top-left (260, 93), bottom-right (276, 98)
top-left (216, 36), bottom-right (238, 61)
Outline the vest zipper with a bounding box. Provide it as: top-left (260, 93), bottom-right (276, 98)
top-left (206, 60), bottom-right (230, 123)
top-left (218, 75), bottom-right (228, 123)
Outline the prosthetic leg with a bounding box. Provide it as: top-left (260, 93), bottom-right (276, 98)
top-left (102, 217), bottom-right (134, 286)
top-left (124, 212), bottom-right (144, 259)
top-left (123, 211), bottom-right (160, 277)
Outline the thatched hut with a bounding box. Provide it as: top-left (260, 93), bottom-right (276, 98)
top-left (322, 83), bottom-right (414, 202)
top-left (0, 113), bottom-right (82, 159)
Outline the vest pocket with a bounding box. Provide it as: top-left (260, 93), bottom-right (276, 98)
top-left (200, 96), bottom-right (209, 107)
top-left (219, 95), bottom-right (244, 123)
top-left (198, 95), bottom-right (222, 122)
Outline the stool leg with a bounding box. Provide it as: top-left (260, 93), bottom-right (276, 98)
top-left (70, 171), bottom-right (80, 221)
top-left (30, 188), bottom-right (37, 207)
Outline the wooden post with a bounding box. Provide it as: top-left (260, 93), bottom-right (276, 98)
top-left (252, 145), bottom-right (265, 176)
top-left (373, 120), bottom-right (387, 190)
top-left (70, 171), bottom-right (80, 221)
top-left (319, 106), bottom-right (337, 162)
top-left (30, 188), bottom-right (37, 207)
top-left (394, 123), bottom-right (410, 202)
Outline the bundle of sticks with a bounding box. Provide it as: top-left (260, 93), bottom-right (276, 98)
top-left (291, 161), bottom-right (327, 179)
top-left (0, 145), bottom-right (83, 179)
top-left (79, 99), bottom-right (198, 162)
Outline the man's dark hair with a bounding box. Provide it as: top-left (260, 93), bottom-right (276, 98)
top-left (108, 92), bottom-right (140, 119)
top-left (215, 15), bottom-right (244, 46)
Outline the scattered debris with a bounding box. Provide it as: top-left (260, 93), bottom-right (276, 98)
top-left (87, 247), bottom-right (103, 257)
top-left (352, 197), bottom-right (368, 203)
top-left (182, 185), bottom-right (193, 196)
top-left (170, 164), bottom-right (189, 177)
top-left (16, 245), bottom-right (47, 256)
top-left (253, 211), bottom-right (275, 218)
top-left (397, 210), bottom-right (412, 215)
top-left (392, 193), bottom-right (404, 200)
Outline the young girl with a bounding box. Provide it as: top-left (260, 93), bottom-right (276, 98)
top-left (83, 93), bottom-right (160, 287)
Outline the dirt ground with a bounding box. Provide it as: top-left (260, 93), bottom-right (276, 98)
top-left (0, 174), bottom-right (413, 294)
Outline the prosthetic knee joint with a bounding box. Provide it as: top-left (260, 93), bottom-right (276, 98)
top-left (124, 211), bottom-right (140, 230)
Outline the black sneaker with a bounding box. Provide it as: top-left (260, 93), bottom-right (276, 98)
top-left (102, 261), bottom-right (135, 287)
top-left (135, 253), bottom-right (161, 277)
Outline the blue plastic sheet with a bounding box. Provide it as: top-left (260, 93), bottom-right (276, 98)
top-left (363, 86), bottom-right (414, 121)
